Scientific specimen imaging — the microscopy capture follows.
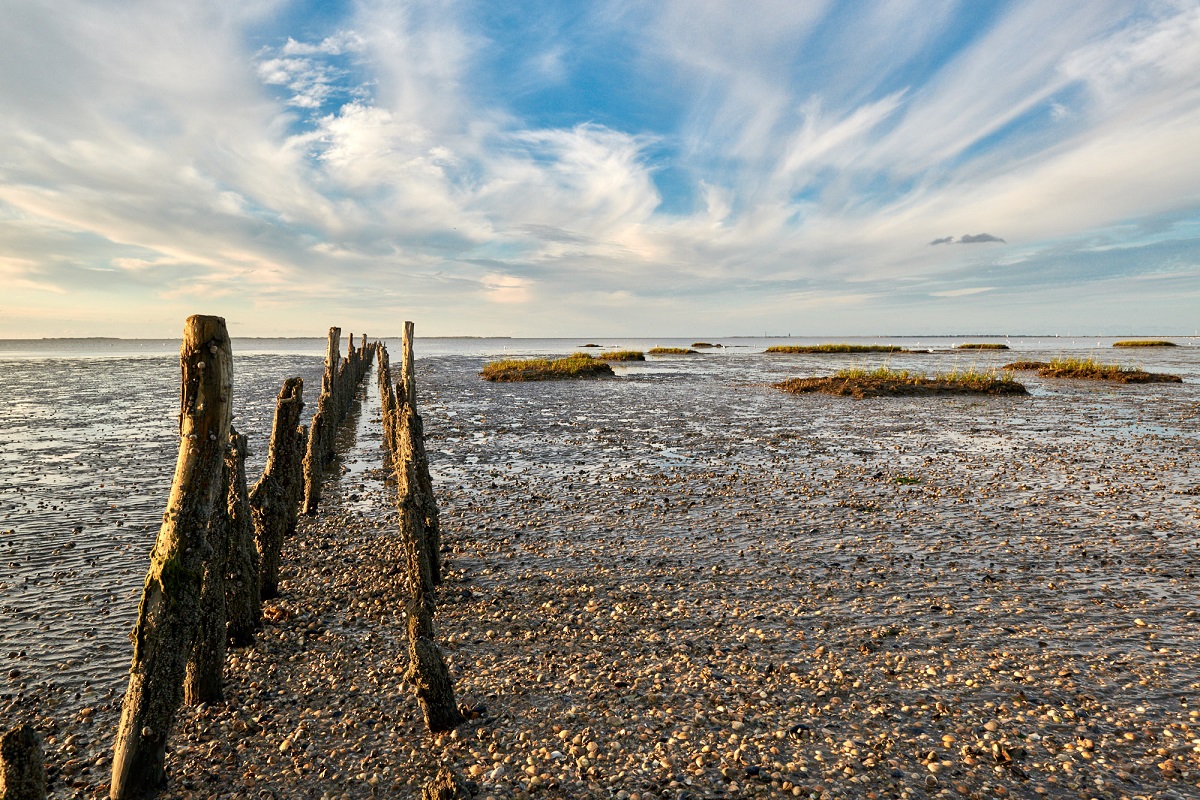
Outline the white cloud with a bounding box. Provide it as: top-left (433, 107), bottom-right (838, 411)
top-left (0, 0), bottom-right (1198, 337)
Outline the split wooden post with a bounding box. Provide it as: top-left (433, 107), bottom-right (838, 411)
top-left (110, 315), bottom-right (233, 800)
top-left (0, 724), bottom-right (46, 800)
top-left (249, 378), bottom-right (305, 599)
top-left (223, 430), bottom-right (259, 647)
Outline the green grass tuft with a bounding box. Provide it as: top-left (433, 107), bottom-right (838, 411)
top-left (596, 350), bottom-right (645, 361)
top-left (648, 347), bottom-right (699, 355)
top-left (776, 366), bottom-right (1026, 398)
top-left (956, 343), bottom-right (1009, 350)
top-left (766, 343), bottom-right (910, 354)
top-left (1112, 340), bottom-right (1177, 347)
top-left (1036, 357), bottom-right (1182, 383)
top-left (480, 353), bottom-right (615, 382)
top-left (691, 341), bottom-right (720, 348)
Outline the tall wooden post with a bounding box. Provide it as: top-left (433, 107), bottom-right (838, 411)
top-left (250, 378), bottom-right (305, 598)
top-left (401, 320), bottom-right (417, 408)
top-left (110, 315), bottom-right (233, 800)
top-left (183, 428), bottom-right (235, 705)
top-left (223, 430), bottom-right (259, 646)
top-left (0, 724), bottom-right (46, 800)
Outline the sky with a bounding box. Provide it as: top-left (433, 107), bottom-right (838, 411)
top-left (2, 0), bottom-right (1199, 338)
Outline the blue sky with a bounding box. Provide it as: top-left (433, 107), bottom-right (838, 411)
top-left (2, 0), bottom-right (1199, 337)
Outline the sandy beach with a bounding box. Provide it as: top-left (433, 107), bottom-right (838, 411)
top-left (9, 342), bottom-right (1200, 800)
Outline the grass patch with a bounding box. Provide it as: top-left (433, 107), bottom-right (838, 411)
top-left (894, 475), bottom-right (921, 485)
top-left (691, 341), bottom-right (720, 348)
top-left (596, 350), bottom-right (645, 361)
top-left (956, 343), bottom-right (1009, 350)
top-left (1113, 340), bottom-right (1177, 347)
top-left (578, 343), bottom-right (601, 348)
top-left (775, 366), bottom-right (1027, 399)
top-left (766, 343), bottom-right (911, 354)
top-left (1036, 357), bottom-right (1182, 383)
top-left (648, 347), bottom-right (699, 355)
top-left (480, 353), bottom-right (615, 382)
top-left (1002, 360), bottom-right (1048, 370)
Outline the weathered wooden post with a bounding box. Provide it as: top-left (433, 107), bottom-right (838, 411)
top-left (401, 321), bottom-right (417, 409)
top-left (110, 315), bottom-right (233, 800)
top-left (397, 323), bottom-right (442, 585)
top-left (183, 429), bottom-right (235, 705)
top-left (401, 503), bottom-right (463, 731)
top-left (302, 328), bottom-right (340, 515)
top-left (0, 724), bottom-right (46, 800)
top-left (249, 378), bottom-right (305, 599)
top-left (224, 430), bottom-right (259, 646)
top-left (384, 326), bottom-right (462, 733)
top-left (422, 766), bottom-right (470, 800)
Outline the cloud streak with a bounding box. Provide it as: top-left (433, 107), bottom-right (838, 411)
top-left (0, 0), bottom-right (1198, 336)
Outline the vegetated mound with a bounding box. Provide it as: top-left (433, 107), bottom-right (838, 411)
top-left (766, 343), bottom-right (913, 354)
top-left (691, 342), bottom-right (721, 348)
top-left (579, 343), bottom-right (602, 347)
top-left (648, 347), bottom-right (699, 355)
top-left (1003, 358), bottom-right (1182, 383)
top-left (480, 353), bottom-right (615, 382)
top-left (596, 350), bottom-right (645, 361)
top-left (775, 367), bottom-right (1028, 399)
top-left (956, 343), bottom-right (1009, 350)
top-left (1112, 340), bottom-right (1177, 348)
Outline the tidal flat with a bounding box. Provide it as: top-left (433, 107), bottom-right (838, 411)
top-left (3, 338), bottom-right (1199, 799)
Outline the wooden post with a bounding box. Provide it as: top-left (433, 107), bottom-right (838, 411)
top-left (401, 320), bottom-right (417, 408)
top-left (407, 410), bottom-right (442, 585)
top-left (396, 454), bottom-right (436, 607)
top-left (223, 430), bottom-right (259, 647)
top-left (110, 315), bottom-right (233, 800)
top-left (322, 326), bottom-right (341, 394)
top-left (422, 766), bottom-right (470, 800)
top-left (249, 378), bottom-right (305, 599)
top-left (288, 425), bottom-right (308, 534)
top-left (183, 428), bottom-right (233, 705)
top-left (393, 325), bottom-right (441, 584)
top-left (0, 724), bottom-right (46, 800)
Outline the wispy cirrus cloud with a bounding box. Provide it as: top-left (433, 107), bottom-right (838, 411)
top-left (0, 0), bottom-right (1198, 337)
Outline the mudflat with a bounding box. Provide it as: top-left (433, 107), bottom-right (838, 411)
top-left (22, 349), bottom-right (1200, 799)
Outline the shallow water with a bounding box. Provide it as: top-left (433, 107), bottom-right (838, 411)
top-left (2, 335), bottom-right (1198, 721)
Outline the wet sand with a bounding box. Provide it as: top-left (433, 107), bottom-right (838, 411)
top-left (11, 347), bottom-right (1200, 800)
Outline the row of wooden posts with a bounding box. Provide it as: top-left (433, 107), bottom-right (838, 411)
top-left (0, 316), bottom-right (463, 800)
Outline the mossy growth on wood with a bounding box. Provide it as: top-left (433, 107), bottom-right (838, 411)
top-left (480, 353), bottom-right (615, 382)
top-left (596, 350), bottom-right (645, 361)
top-left (1112, 340), bottom-right (1177, 347)
top-left (1002, 357), bottom-right (1182, 383)
top-left (775, 366), bottom-right (1027, 399)
top-left (956, 343), bottom-right (1009, 350)
top-left (647, 347), bottom-right (699, 355)
top-left (766, 343), bottom-right (911, 354)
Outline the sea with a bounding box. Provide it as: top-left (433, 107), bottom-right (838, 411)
top-left (2, 334), bottom-right (1199, 718)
